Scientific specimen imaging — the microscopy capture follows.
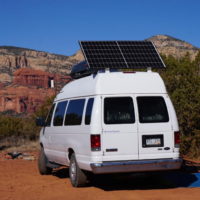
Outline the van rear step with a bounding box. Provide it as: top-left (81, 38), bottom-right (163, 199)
top-left (91, 158), bottom-right (182, 174)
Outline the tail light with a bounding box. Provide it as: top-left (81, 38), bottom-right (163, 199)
top-left (174, 131), bottom-right (180, 147)
top-left (91, 135), bottom-right (101, 151)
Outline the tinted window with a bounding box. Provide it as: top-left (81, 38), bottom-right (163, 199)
top-left (53, 101), bottom-right (68, 126)
top-left (46, 104), bottom-right (55, 126)
top-left (137, 97), bottom-right (169, 123)
top-left (85, 98), bottom-right (94, 125)
top-left (104, 97), bottom-right (135, 124)
top-left (65, 99), bottom-right (85, 125)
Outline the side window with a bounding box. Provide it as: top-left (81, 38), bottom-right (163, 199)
top-left (53, 101), bottom-right (68, 126)
top-left (104, 97), bottom-right (135, 124)
top-left (137, 96), bottom-right (169, 123)
top-left (85, 98), bottom-right (94, 125)
top-left (46, 104), bottom-right (55, 126)
top-left (65, 99), bottom-right (85, 126)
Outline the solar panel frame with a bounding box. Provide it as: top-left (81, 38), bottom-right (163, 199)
top-left (79, 40), bottom-right (166, 70)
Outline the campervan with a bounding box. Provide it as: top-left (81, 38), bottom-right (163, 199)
top-left (37, 41), bottom-right (182, 187)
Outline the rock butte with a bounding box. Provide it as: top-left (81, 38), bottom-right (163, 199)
top-left (0, 68), bottom-right (71, 114)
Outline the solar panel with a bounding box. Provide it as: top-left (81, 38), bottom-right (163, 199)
top-left (79, 41), bottom-right (165, 69)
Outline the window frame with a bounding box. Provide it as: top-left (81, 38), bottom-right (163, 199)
top-left (85, 98), bottom-right (94, 125)
top-left (53, 100), bottom-right (68, 126)
top-left (64, 98), bottom-right (86, 126)
top-left (45, 103), bottom-right (56, 127)
top-left (104, 96), bottom-right (135, 125)
top-left (137, 96), bottom-right (169, 123)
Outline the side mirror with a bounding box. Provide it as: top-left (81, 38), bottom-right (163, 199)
top-left (36, 117), bottom-right (46, 127)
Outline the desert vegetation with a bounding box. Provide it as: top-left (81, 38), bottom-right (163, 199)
top-left (160, 52), bottom-right (200, 159)
top-left (0, 96), bottom-right (54, 150)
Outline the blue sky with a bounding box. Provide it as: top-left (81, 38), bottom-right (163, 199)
top-left (0, 0), bottom-right (199, 55)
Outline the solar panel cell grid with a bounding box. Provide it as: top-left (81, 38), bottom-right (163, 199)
top-left (79, 41), bottom-right (165, 69)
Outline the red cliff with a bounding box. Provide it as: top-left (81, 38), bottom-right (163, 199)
top-left (0, 68), bottom-right (71, 114)
top-left (13, 68), bottom-right (71, 89)
top-left (0, 86), bottom-right (55, 113)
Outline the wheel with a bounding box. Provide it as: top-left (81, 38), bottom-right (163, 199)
top-left (69, 153), bottom-right (87, 187)
top-left (38, 148), bottom-right (52, 175)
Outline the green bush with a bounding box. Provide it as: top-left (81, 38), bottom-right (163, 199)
top-left (160, 52), bottom-right (200, 158)
top-left (0, 96), bottom-right (54, 141)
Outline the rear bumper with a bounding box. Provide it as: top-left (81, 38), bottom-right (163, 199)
top-left (90, 158), bottom-right (182, 174)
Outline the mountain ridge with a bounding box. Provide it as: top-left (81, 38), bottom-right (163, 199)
top-left (0, 34), bottom-right (199, 83)
top-left (1, 34), bottom-right (199, 58)
top-left (147, 35), bottom-right (199, 60)
top-left (148, 34), bottom-right (199, 49)
top-left (0, 45), bottom-right (70, 58)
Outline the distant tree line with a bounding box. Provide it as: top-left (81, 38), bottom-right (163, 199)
top-left (0, 53), bottom-right (200, 159)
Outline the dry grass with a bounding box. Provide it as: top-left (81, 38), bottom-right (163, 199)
top-left (0, 137), bottom-right (39, 153)
top-left (3, 141), bottom-right (39, 152)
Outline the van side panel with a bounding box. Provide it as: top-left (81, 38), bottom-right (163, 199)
top-left (165, 95), bottom-right (180, 154)
top-left (77, 96), bottom-right (103, 170)
top-left (165, 95), bottom-right (179, 131)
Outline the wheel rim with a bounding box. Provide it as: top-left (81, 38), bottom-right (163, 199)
top-left (70, 159), bottom-right (76, 182)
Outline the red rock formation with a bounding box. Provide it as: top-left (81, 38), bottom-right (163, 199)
top-left (0, 82), bottom-right (4, 89)
top-left (14, 68), bottom-right (52, 88)
top-left (0, 68), bottom-right (72, 114)
top-left (0, 86), bottom-right (55, 113)
top-left (13, 68), bottom-right (71, 89)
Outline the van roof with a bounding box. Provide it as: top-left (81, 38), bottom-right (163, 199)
top-left (55, 71), bottom-right (167, 101)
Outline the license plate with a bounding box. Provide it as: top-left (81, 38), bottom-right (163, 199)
top-left (142, 135), bottom-right (163, 148)
top-left (146, 138), bottom-right (161, 146)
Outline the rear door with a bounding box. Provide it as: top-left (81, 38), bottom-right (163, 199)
top-left (102, 95), bottom-right (139, 161)
top-left (136, 94), bottom-right (174, 160)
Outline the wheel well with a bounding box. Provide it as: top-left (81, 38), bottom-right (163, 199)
top-left (68, 148), bottom-right (74, 160)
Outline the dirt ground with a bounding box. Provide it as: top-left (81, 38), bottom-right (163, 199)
top-left (0, 154), bottom-right (200, 200)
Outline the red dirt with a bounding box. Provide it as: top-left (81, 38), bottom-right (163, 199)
top-left (0, 155), bottom-right (200, 200)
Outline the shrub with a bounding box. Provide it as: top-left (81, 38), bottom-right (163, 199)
top-left (0, 96), bottom-right (54, 142)
top-left (160, 52), bottom-right (200, 158)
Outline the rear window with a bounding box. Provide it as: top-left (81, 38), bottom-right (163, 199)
top-left (64, 99), bottom-right (85, 126)
top-left (137, 97), bottom-right (169, 123)
top-left (104, 97), bottom-right (135, 124)
top-left (53, 101), bottom-right (68, 126)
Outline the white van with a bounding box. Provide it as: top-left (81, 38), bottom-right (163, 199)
top-left (38, 69), bottom-right (182, 187)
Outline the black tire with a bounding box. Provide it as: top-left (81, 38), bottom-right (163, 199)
top-left (69, 153), bottom-right (87, 187)
top-left (38, 148), bottom-right (52, 175)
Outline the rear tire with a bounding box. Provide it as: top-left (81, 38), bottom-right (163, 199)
top-left (38, 148), bottom-right (52, 175)
top-left (69, 153), bottom-right (87, 187)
